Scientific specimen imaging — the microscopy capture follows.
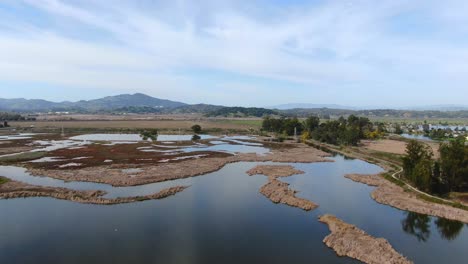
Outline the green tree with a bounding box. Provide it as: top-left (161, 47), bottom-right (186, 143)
top-left (439, 138), bottom-right (468, 192)
top-left (303, 116), bottom-right (320, 132)
top-left (395, 124), bottom-right (403, 135)
top-left (402, 140), bottom-right (434, 191)
top-left (191, 124), bottom-right (202, 134)
top-left (140, 129), bottom-right (158, 141)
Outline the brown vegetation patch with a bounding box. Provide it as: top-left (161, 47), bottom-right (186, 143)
top-left (26, 142), bottom-right (233, 169)
top-left (345, 174), bottom-right (468, 223)
top-left (247, 164), bottom-right (318, 211)
top-left (0, 178), bottom-right (187, 205)
top-left (260, 178), bottom-right (317, 211)
top-left (319, 214), bottom-right (412, 264)
top-left (26, 142), bottom-right (332, 186)
top-left (247, 165), bottom-right (304, 178)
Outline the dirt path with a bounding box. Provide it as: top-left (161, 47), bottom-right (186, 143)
top-left (0, 178), bottom-right (187, 205)
top-left (319, 214), bottom-right (412, 264)
top-left (247, 165), bottom-right (318, 211)
top-left (345, 174), bottom-right (468, 223)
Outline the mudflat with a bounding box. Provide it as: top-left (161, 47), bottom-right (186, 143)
top-left (247, 164), bottom-right (318, 211)
top-left (0, 177), bottom-right (187, 205)
top-left (319, 214), bottom-right (412, 264)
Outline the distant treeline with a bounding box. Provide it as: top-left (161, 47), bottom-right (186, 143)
top-left (4, 103), bottom-right (468, 119)
top-left (281, 108), bottom-right (468, 119)
top-left (0, 112), bottom-right (34, 121)
top-left (206, 107), bottom-right (278, 117)
top-left (262, 115), bottom-right (384, 145)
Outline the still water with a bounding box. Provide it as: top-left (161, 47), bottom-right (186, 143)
top-left (0, 157), bottom-right (467, 263)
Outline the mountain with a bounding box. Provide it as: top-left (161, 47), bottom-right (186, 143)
top-left (402, 105), bottom-right (468, 111)
top-left (0, 98), bottom-right (64, 111)
top-left (0, 93), bottom-right (186, 112)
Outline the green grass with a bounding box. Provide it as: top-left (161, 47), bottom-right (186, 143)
top-left (0, 176), bottom-right (9, 185)
top-left (416, 193), bottom-right (468, 211)
top-left (382, 172), bottom-right (406, 187)
top-left (0, 151), bottom-right (46, 163)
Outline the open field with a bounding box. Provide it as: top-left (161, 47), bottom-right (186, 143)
top-left (9, 118), bottom-right (262, 133)
top-left (361, 139), bottom-right (440, 158)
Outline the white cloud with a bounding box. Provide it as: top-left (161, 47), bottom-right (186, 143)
top-left (0, 0), bottom-right (467, 105)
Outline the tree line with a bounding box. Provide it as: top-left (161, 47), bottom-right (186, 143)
top-left (0, 112), bottom-right (32, 121)
top-left (207, 107), bottom-right (278, 117)
top-left (262, 115), bottom-right (384, 145)
top-left (402, 138), bottom-right (468, 195)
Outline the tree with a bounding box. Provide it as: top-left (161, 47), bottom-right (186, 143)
top-left (140, 129), bottom-right (158, 141)
top-left (301, 131), bottom-right (311, 142)
top-left (191, 124), bottom-right (202, 134)
top-left (395, 124), bottom-right (403, 135)
top-left (303, 116), bottom-right (320, 132)
top-left (422, 122), bottom-right (430, 133)
top-left (402, 140), bottom-right (434, 191)
top-left (439, 138), bottom-right (468, 192)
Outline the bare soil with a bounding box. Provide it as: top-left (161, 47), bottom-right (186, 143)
top-left (361, 139), bottom-right (440, 158)
top-left (345, 174), bottom-right (468, 223)
top-left (0, 177), bottom-right (187, 205)
top-left (319, 214), bottom-right (412, 264)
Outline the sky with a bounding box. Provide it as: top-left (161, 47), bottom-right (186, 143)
top-left (0, 0), bottom-right (467, 107)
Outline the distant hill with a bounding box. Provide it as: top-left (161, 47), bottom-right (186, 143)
top-left (404, 105), bottom-right (468, 111)
top-left (1, 94), bottom-right (468, 119)
top-left (0, 93), bottom-right (186, 112)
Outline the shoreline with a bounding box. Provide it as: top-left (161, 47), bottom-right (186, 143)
top-left (345, 174), bottom-right (468, 223)
top-left (0, 178), bottom-right (188, 205)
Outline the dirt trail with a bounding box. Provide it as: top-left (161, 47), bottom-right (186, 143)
top-left (247, 165), bottom-right (318, 211)
top-left (0, 178), bottom-right (187, 205)
top-left (345, 174), bottom-right (468, 223)
top-left (319, 214), bottom-right (412, 264)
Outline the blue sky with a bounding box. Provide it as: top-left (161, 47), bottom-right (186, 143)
top-left (0, 0), bottom-right (467, 107)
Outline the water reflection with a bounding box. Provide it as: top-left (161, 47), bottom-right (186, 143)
top-left (401, 212), bottom-right (431, 242)
top-left (435, 218), bottom-right (464, 241)
top-left (401, 212), bottom-right (464, 242)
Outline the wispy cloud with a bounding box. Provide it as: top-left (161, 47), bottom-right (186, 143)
top-left (0, 0), bottom-right (467, 106)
